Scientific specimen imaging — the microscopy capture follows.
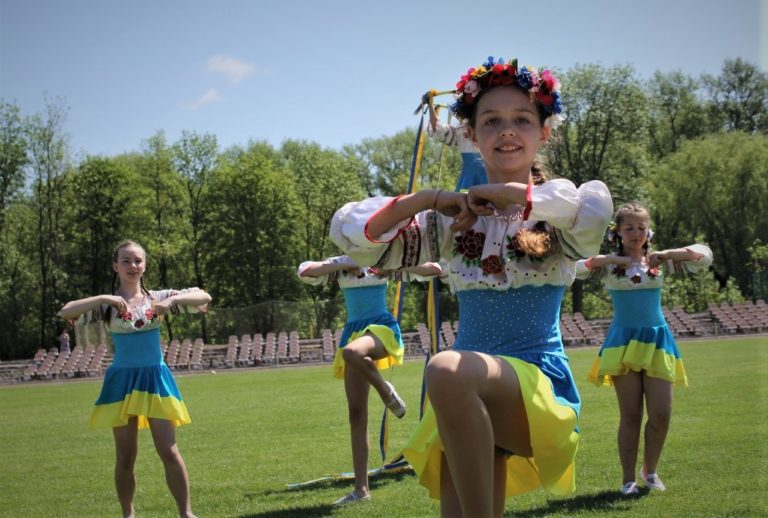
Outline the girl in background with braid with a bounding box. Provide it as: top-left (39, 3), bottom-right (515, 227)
top-left (577, 203), bottom-right (712, 495)
top-left (59, 239), bottom-right (210, 518)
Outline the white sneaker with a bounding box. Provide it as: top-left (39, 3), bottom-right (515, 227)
top-left (383, 381), bottom-right (406, 418)
top-left (620, 481), bottom-right (639, 495)
top-left (333, 491), bottom-right (371, 506)
top-left (639, 468), bottom-right (666, 491)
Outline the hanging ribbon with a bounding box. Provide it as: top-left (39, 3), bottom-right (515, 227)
top-left (379, 107), bottom-right (428, 461)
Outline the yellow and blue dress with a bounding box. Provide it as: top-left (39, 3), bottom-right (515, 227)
top-left (330, 179), bottom-right (613, 498)
top-left (298, 257), bottom-right (405, 379)
top-left (576, 247), bottom-right (713, 386)
top-left (80, 289), bottom-right (205, 430)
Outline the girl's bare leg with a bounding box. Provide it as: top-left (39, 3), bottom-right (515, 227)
top-left (641, 373), bottom-right (673, 475)
top-left (344, 365), bottom-right (372, 497)
top-left (113, 418), bottom-right (139, 518)
top-left (612, 371), bottom-right (644, 484)
top-left (149, 418), bottom-right (195, 518)
top-left (427, 350), bottom-right (530, 518)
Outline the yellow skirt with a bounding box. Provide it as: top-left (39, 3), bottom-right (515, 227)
top-left (332, 324), bottom-right (404, 379)
top-left (402, 356), bottom-right (579, 499)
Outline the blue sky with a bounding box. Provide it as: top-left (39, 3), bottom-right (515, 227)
top-left (1, 0), bottom-right (765, 158)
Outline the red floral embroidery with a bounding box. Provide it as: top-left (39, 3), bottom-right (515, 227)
top-left (613, 266), bottom-right (626, 278)
top-left (630, 274), bottom-right (642, 284)
top-left (481, 255), bottom-right (504, 275)
top-left (134, 319), bottom-right (145, 329)
top-left (647, 267), bottom-right (660, 278)
top-left (145, 308), bottom-right (155, 320)
top-left (454, 229), bottom-right (485, 261)
top-left (119, 311), bottom-right (132, 321)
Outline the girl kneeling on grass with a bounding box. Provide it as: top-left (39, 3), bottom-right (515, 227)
top-left (329, 56), bottom-right (613, 517)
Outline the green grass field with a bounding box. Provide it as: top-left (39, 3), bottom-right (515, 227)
top-left (1, 337), bottom-right (766, 517)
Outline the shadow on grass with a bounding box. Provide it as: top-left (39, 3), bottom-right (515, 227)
top-left (238, 470), bottom-right (414, 517)
top-left (504, 488), bottom-right (649, 516)
top-left (237, 503), bottom-right (336, 517)
top-left (261, 468), bottom-right (414, 496)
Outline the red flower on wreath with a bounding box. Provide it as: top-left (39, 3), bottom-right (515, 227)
top-left (145, 308), bottom-right (155, 320)
top-left (455, 229), bottom-right (486, 261)
top-left (481, 255), bottom-right (505, 275)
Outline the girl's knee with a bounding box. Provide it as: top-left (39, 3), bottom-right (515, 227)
top-left (647, 408), bottom-right (672, 428)
top-left (156, 444), bottom-right (182, 465)
top-left (115, 449), bottom-right (137, 470)
top-left (620, 409), bottom-right (644, 428)
top-left (341, 345), bottom-right (364, 364)
top-left (426, 352), bottom-right (471, 403)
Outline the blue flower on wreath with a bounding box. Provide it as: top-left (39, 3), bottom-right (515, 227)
top-left (517, 66), bottom-right (534, 90)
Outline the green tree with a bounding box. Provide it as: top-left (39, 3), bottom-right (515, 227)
top-left (0, 102), bottom-right (28, 233)
top-left (173, 131), bottom-right (218, 341)
top-left (646, 71), bottom-right (709, 159)
top-left (27, 98), bottom-right (70, 349)
top-left (703, 58), bottom-right (768, 134)
top-left (546, 64), bottom-right (649, 312)
top-left (649, 132), bottom-right (768, 293)
top-left (202, 142), bottom-right (302, 336)
top-left (61, 156), bottom-right (134, 298)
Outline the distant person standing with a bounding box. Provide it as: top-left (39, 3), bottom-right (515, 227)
top-left (58, 329), bottom-right (71, 354)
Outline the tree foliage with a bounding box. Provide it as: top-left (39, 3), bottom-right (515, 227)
top-left (0, 59), bottom-right (765, 359)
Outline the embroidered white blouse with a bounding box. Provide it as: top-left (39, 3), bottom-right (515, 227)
top-left (330, 179), bottom-right (613, 292)
top-left (76, 288), bottom-right (207, 334)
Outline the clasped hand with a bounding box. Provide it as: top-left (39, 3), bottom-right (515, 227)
top-left (433, 185), bottom-right (519, 232)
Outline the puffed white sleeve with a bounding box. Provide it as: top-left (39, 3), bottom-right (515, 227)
top-left (75, 305), bottom-right (108, 326)
top-left (296, 256), bottom-right (355, 286)
top-left (667, 244), bottom-right (714, 275)
top-left (330, 197), bottom-right (446, 269)
top-left (574, 259), bottom-right (605, 280)
top-left (527, 179), bottom-right (613, 260)
top-left (427, 121), bottom-right (458, 146)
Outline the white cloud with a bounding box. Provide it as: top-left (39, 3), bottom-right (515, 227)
top-left (188, 88), bottom-right (223, 110)
top-left (206, 54), bottom-right (255, 83)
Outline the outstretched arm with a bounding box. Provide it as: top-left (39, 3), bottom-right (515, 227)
top-left (648, 248), bottom-right (706, 268)
top-left (402, 261), bottom-right (444, 278)
top-left (299, 260), bottom-right (358, 278)
top-left (585, 254), bottom-right (632, 269)
top-left (366, 189), bottom-right (475, 239)
top-left (59, 295), bottom-right (126, 321)
top-left (155, 288), bottom-right (212, 315)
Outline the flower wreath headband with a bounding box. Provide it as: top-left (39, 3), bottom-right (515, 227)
top-left (450, 56), bottom-right (566, 129)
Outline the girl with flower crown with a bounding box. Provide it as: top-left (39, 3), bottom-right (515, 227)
top-left (329, 56), bottom-right (613, 516)
top-left (59, 240), bottom-right (211, 518)
top-left (297, 255), bottom-right (442, 505)
top-left (576, 202), bottom-right (712, 495)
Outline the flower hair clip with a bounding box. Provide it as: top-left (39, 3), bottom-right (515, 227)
top-left (451, 56), bottom-right (565, 129)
